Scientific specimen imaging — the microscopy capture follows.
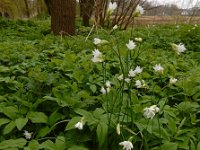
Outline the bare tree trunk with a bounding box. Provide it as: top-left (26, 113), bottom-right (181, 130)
top-left (80, 0), bottom-right (94, 26)
top-left (44, 0), bottom-right (53, 15)
top-left (51, 0), bottom-right (76, 36)
top-left (24, 0), bottom-right (30, 18)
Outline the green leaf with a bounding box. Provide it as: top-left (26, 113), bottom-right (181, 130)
top-left (27, 112), bottom-right (48, 123)
top-left (36, 126), bottom-right (51, 138)
top-left (90, 84), bottom-right (97, 93)
top-left (160, 142), bottom-right (177, 150)
top-left (55, 136), bottom-right (65, 150)
top-left (93, 108), bottom-right (105, 119)
top-left (167, 118), bottom-right (177, 135)
top-left (96, 122), bottom-right (108, 149)
top-left (68, 146), bottom-right (89, 150)
top-left (197, 141), bottom-right (200, 150)
top-left (28, 140), bottom-right (39, 150)
top-left (15, 117), bottom-right (28, 130)
top-left (65, 117), bottom-right (81, 131)
top-left (48, 111), bottom-right (64, 126)
top-left (2, 106), bottom-right (18, 119)
top-left (0, 118), bottom-right (10, 126)
top-left (40, 140), bottom-right (56, 150)
top-left (0, 138), bottom-right (27, 149)
top-left (3, 121), bottom-right (16, 135)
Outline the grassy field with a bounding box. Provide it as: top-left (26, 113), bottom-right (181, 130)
top-left (0, 17), bottom-right (200, 149)
top-left (134, 16), bottom-right (200, 25)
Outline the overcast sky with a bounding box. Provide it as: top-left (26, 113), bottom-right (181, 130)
top-left (146, 0), bottom-right (200, 8)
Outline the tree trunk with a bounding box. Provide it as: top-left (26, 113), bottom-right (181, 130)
top-left (24, 0), bottom-right (30, 18)
top-left (80, 0), bottom-right (94, 26)
top-left (51, 0), bottom-right (76, 36)
top-left (44, 0), bottom-right (53, 15)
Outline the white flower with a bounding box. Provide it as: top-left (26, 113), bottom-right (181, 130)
top-left (126, 40), bottom-right (136, 50)
top-left (172, 43), bottom-right (186, 55)
top-left (135, 37), bottom-right (142, 42)
top-left (134, 66), bottom-right (143, 74)
top-left (91, 49), bottom-right (103, 63)
top-left (108, 2), bottom-right (117, 13)
top-left (170, 78), bottom-right (177, 84)
top-left (113, 25), bottom-right (118, 30)
top-left (118, 74), bottom-right (124, 81)
top-left (153, 64), bottom-right (164, 73)
top-left (100, 87), bottom-right (106, 94)
top-left (135, 80), bottom-right (145, 88)
top-left (106, 80), bottom-right (111, 87)
top-left (119, 141), bottom-right (133, 150)
top-left (116, 123), bottom-right (120, 135)
top-left (125, 78), bottom-right (131, 83)
top-left (144, 105), bottom-right (159, 119)
top-left (23, 130), bottom-right (32, 140)
top-left (135, 5), bottom-right (144, 15)
top-left (100, 87), bottom-right (110, 94)
top-left (74, 121), bottom-right (84, 130)
top-left (128, 69), bottom-right (136, 77)
top-left (93, 38), bottom-right (102, 45)
top-left (129, 66), bottom-right (143, 77)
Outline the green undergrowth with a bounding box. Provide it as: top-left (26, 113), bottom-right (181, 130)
top-left (0, 18), bottom-right (200, 150)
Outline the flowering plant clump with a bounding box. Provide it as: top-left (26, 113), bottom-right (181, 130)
top-left (1, 18), bottom-right (199, 150)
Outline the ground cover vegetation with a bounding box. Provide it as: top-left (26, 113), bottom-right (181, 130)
top-left (0, 17), bottom-right (200, 150)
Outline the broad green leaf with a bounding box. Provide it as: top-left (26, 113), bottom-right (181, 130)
top-left (167, 118), bottom-right (177, 135)
top-left (55, 136), bottom-right (65, 150)
top-left (36, 126), bottom-right (51, 138)
top-left (15, 117), bottom-right (28, 130)
top-left (27, 112), bottom-right (48, 123)
top-left (68, 146), bottom-right (89, 150)
top-left (0, 118), bottom-right (10, 126)
top-left (160, 142), bottom-right (177, 150)
top-left (197, 141), bottom-right (200, 150)
top-left (90, 84), bottom-right (97, 93)
top-left (0, 138), bottom-right (27, 149)
top-left (93, 108), bottom-right (105, 119)
top-left (48, 111), bottom-right (64, 126)
top-left (96, 122), bottom-right (108, 148)
top-left (0, 66), bottom-right (10, 72)
top-left (3, 121), bottom-right (16, 135)
top-left (2, 106), bottom-right (18, 119)
top-left (65, 117), bottom-right (81, 131)
top-left (40, 140), bottom-right (56, 150)
top-left (28, 140), bottom-right (39, 150)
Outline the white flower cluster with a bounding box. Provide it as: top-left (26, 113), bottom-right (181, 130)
top-left (153, 64), bottom-right (164, 74)
top-left (23, 130), bottom-right (32, 140)
top-left (119, 141), bottom-right (133, 150)
top-left (91, 49), bottom-right (104, 63)
top-left (74, 117), bottom-right (85, 130)
top-left (172, 43), bottom-right (186, 55)
top-left (144, 105), bottom-right (160, 119)
top-left (126, 40), bottom-right (136, 50)
top-left (135, 80), bottom-right (146, 88)
top-left (101, 80), bottom-right (111, 94)
top-left (128, 66), bottom-right (143, 77)
top-left (108, 2), bottom-right (117, 13)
